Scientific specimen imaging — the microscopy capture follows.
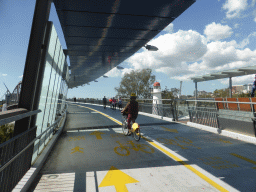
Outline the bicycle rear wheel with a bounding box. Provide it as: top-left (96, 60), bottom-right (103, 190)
top-left (133, 128), bottom-right (141, 141)
top-left (122, 119), bottom-right (129, 135)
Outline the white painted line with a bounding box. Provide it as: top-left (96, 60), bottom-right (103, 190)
top-left (86, 172), bottom-right (96, 192)
top-left (66, 130), bottom-right (79, 133)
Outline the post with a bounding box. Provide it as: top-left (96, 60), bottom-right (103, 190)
top-left (10, 0), bottom-right (52, 191)
top-left (195, 82), bottom-right (198, 122)
top-left (229, 77), bottom-right (232, 98)
top-left (14, 0), bottom-right (52, 136)
top-left (195, 81), bottom-right (198, 99)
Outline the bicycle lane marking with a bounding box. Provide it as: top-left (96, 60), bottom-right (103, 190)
top-left (76, 105), bottom-right (230, 192)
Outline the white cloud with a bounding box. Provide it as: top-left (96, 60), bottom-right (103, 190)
top-left (105, 25), bottom-right (256, 83)
top-left (201, 40), bottom-right (238, 68)
top-left (18, 75), bottom-right (23, 78)
top-left (2, 74), bottom-right (7, 76)
top-left (237, 32), bottom-right (256, 48)
top-left (163, 23), bottom-right (174, 33)
top-left (128, 30), bottom-right (207, 71)
top-left (105, 67), bottom-right (134, 77)
top-left (234, 23), bottom-right (240, 28)
top-left (254, 17), bottom-right (256, 22)
top-left (252, 0), bottom-right (256, 7)
top-left (222, 0), bottom-right (248, 19)
top-left (204, 22), bottom-right (233, 41)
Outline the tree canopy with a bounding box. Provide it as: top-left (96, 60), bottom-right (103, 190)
top-left (115, 69), bottom-right (155, 99)
top-left (161, 86), bottom-right (178, 104)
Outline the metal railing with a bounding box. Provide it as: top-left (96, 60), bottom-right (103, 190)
top-left (187, 106), bottom-right (219, 128)
top-left (70, 98), bottom-right (196, 121)
top-left (0, 105), bottom-right (67, 192)
top-left (186, 99), bottom-right (256, 129)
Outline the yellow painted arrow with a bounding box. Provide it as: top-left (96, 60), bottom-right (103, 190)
top-left (160, 126), bottom-right (178, 133)
top-left (89, 131), bottom-right (105, 139)
top-left (99, 166), bottom-right (139, 192)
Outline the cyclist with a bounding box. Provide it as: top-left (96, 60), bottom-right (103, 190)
top-left (121, 93), bottom-right (139, 135)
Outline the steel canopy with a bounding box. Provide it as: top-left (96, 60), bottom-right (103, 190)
top-left (191, 65), bottom-right (256, 83)
top-left (53, 0), bottom-right (196, 88)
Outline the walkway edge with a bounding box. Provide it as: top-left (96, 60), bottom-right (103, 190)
top-left (187, 122), bottom-right (256, 145)
top-left (12, 112), bottom-right (67, 192)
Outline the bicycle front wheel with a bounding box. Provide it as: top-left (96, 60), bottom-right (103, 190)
top-left (122, 119), bottom-right (128, 135)
top-left (133, 128), bottom-right (141, 141)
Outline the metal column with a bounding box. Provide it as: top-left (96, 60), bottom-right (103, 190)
top-left (9, 1), bottom-right (52, 191)
top-left (229, 77), bottom-right (232, 98)
top-left (195, 81), bottom-right (198, 100)
top-left (14, 0), bottom-right (52, 136)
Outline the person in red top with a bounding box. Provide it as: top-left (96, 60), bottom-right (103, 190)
top-left (112, 97), bottom-right (117, 110)
top-left (121, 93), bottom-right (139, 135)
top-left (109, 98), bottom-right (112, 108)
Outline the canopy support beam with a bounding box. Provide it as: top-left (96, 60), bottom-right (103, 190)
top-left (229, 77), bottom-right (232, 98)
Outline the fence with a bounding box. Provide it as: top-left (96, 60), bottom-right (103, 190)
top-left (187, 98), bottom-right (256, 137)
top-left (70, 98), bottom-right (198, 121)
top-left (0, 104), bottom-right (67, 192)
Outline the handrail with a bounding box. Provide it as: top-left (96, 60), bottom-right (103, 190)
top-left (187, 100), bottom-right (256, 104)
top-left (0, 109), bottom-right (41, 126)
top-left (0, 108), bottom-right (67, 173)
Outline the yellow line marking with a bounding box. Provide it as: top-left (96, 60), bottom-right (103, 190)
top-left (160, 126), bottom-right (178, 133)
top-left (219, 139), bottom-right (232, 144)
top-left (79, 106), bottom-right (122, 125)
top-left (142, 136), bottom-right (228, 192)
top-left (230, 153), bottom-right (256, 169)
top-left (76, 104), bottom-right (228, 192)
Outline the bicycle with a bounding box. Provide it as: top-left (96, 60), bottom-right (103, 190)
top-left (121, 112), bottom-right (141, 141)
top-left (114, 140), bottom-right (155, 156)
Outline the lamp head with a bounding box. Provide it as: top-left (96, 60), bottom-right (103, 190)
top-left (145, 44), bottom-right (158, 51)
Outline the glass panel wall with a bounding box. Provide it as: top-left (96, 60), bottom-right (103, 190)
top-left (32, 23), bottom-right (69, 163)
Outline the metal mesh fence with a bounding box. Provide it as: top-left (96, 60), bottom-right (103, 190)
top-left (188, 106), bottom-right (219, 128)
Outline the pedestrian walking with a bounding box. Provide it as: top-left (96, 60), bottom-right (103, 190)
top-left (112, 97), bottom-right (117, 110)
top-left (109, 98), bottom-right (112, 108)
top-left (118, 97), bottom-right (122, 110)
top-left (103, 96), bottom-right (107, 109)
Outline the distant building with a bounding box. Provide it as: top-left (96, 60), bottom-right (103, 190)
top-left (242, 84), bottom-right (253, 93)
top-left (194, 90), bottom-right (213, 97)
top-left (232, 85), bottom-right (244, 94)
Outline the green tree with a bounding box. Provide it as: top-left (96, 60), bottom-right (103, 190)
top-left (162, 86), bottom-right (174, 104)
top-left (115, 68), bottom-right (155, 99)
top-left (237, 92), bottom-right (250, 98)
top-left (0, 123), bottom-right (14, 144)
top-left (213, 88), bottom-right (229, 98)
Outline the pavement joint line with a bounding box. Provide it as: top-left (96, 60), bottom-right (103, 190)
top-left (76, 103), bottom-right (228, 192)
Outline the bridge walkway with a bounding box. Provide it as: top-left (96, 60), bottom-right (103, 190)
top-left (27, 102), bottom-right (256, 191)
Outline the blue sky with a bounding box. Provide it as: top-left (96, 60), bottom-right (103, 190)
top-left (0, 0), bottom-right (256, 99)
